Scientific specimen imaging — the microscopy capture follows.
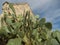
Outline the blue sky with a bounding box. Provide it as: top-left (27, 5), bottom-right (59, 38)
top-left (0, 0), bottom-right (60, 30)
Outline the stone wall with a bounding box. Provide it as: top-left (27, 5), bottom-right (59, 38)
top-left (0, 2), bottom-right (35, 28)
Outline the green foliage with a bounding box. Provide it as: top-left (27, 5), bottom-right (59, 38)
top-left (45, 22), bottom-right (52, 30)
top-left (0, 3), bottom-right (60, 45)
top-left (7, 38), bottom-right (22, 45)
top-left (9, 3), bottom-right (15, 13)
top-left (52, 31), bottom-right (60, 44)
top-left (45, 39), bottom-right (59, 45)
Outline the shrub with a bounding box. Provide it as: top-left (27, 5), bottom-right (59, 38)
top-left (0, 3), bottom-right (60, 45)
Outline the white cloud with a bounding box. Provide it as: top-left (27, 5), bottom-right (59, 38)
top-left (26, 0), bottom-right (52, 10)
top-left (45, 9), bottom-right (60, 22)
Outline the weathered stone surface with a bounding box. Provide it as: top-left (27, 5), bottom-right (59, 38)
top-left (2, 1), bottom-right (34, 17)
top-left (0, 1), bottom-right (35, 28)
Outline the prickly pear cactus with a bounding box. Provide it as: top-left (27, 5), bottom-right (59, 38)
top-left (0, 2), bottom-right (60, 45)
